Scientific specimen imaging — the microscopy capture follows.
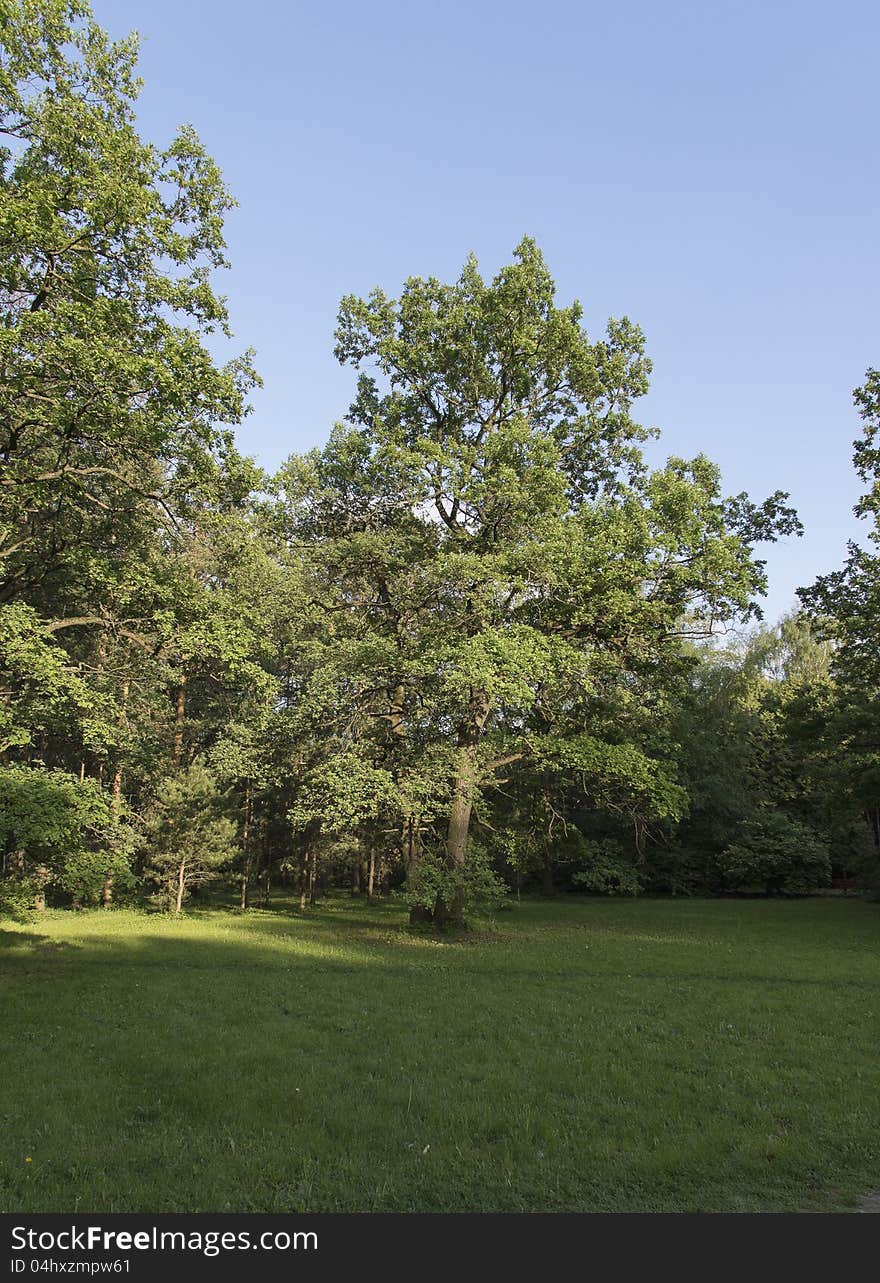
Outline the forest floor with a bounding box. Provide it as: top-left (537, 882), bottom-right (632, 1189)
top-left (1, 894), bottom-right (878, 1213)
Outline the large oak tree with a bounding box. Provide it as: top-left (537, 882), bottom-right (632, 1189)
top-left (281, 240), bottom-right (800, 923)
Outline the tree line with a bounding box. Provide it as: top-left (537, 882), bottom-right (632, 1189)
top-left (1, 1), bottom-right (878, 924)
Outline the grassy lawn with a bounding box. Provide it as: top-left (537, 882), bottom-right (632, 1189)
top-left (1, 895), bottom-right (878, 1212)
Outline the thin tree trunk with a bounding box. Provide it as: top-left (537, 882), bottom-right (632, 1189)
top-left (367, 846), bottom-right (376, 899)
top-left (172, 678), bottom-right (186, 770)
top-left (103, 677), bottom-right (130, 910)
top-left (388, 682), bottom-right (415, 880)
top-left (175, 860), bottom-right (186, 915)
top-left (309, 845), bottom-right (318, 905)
top-left (634, 815), bottom-right (647, 864)
top-left (240, 780), bottom-right (252, 910)
top-left (542, 837), bottom-right (555, 897)
top-left (299, 851), bottom-right (308, 910)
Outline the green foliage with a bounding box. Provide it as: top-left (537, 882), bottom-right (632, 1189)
top-left (0, 874), bottom-right (38, 921)
top-left (798, 370), bottom-right (880, 887)
top-left (143, 762), bottom-right (238, 910)
top-left (0, 0), bottom-right (257, 603)
top-left (0, 762), bottom-right (130, 908)
top-left (59, 844), bottom-right (136, 904)
top-left (715, 810), bottom-right (831, 895)
top-left (283, 237), bottom-right (797, 920)
top-left (0, 1), bottom-right (871, 922)
top-left (289, 752), bottom-right (399, 834)
top-left (0, 763), bottom-right (110, 857)
top-left (0, 602), bottom-right (120, 755)
top-left (404, 845), bottom-right (508, 919)
top-left (571, 840), bottom-right (641, 896)
top-left (533, 734), bottom-right (687, 825)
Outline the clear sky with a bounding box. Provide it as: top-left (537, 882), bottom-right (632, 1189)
top-left (107, 0), bottom-right (879, 623)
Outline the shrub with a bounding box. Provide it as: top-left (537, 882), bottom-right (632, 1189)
top-left (714, 810), bottom-right (831, 895)
top-left (405, 844), bottom-right (508, 921)
top-left (571, 839), bottom-right (641, 896)
top-left (0, 764), bottom-right (131, 911)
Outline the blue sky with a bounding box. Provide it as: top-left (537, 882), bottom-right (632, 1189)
top-left (108, 0), bottom-right (879, 623)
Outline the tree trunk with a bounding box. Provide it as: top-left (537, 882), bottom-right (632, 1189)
top-left (388, 680), bottom-right (425, 925)
top-left (431, 741), bottom-right (479, 927)
top-left (34, 864), bottom-right (50, 913)
top-left (367, 846), bottom-right (376, 899)
top-left (542, 838), bottom-right (555, 897)
top-left (172, 678), bottom-right (186, 770)
top-left (309, 845), bottom-right (318, 905)
top-left (175, 860), bottom-right (186, 914)
top-left (103, 677), bottom-right (130, 909)
top-left (102, 772), bottom-right (120, 908)
top-left (634, 815), bottom-right (647, 864)
top-left (240, 780), bottom-right (252, 910)
top-left (446, 743), bottom-right (477, 869)
top-left (868, 807), bottom-right (880, 852)
top-left (410, 696), bottom-right (490, 928)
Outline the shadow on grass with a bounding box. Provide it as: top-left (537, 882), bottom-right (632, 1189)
top-left (0, 929), bottom-right (79, 953)
top-left (5, 916), bottom-right (879, 996)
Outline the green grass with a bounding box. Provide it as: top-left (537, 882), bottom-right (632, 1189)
top-left (1, 895), bottom-right (878, 1212)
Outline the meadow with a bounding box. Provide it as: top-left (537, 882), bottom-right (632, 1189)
top-left (1, 896), bottom-right (878, 1213)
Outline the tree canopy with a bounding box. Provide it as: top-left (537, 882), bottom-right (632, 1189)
top-left (1, 0), bottom-right (877, 923)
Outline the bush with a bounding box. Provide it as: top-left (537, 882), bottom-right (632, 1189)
top-left (0, 875), bottom-right (39, 922)
top-left (641, 844), bottom-right (707, 896)
top-left (405, 844), bottom-right (508, 921)
top-left (0, 764), bottom-right (132, 909)
top-left (571, 840), bottom-right (641, 896)
top-left (715, 810), bottom-right (831, 895)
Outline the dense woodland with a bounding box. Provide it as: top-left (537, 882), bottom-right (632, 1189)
top-left (2, 1), bottom-right (879, 926)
